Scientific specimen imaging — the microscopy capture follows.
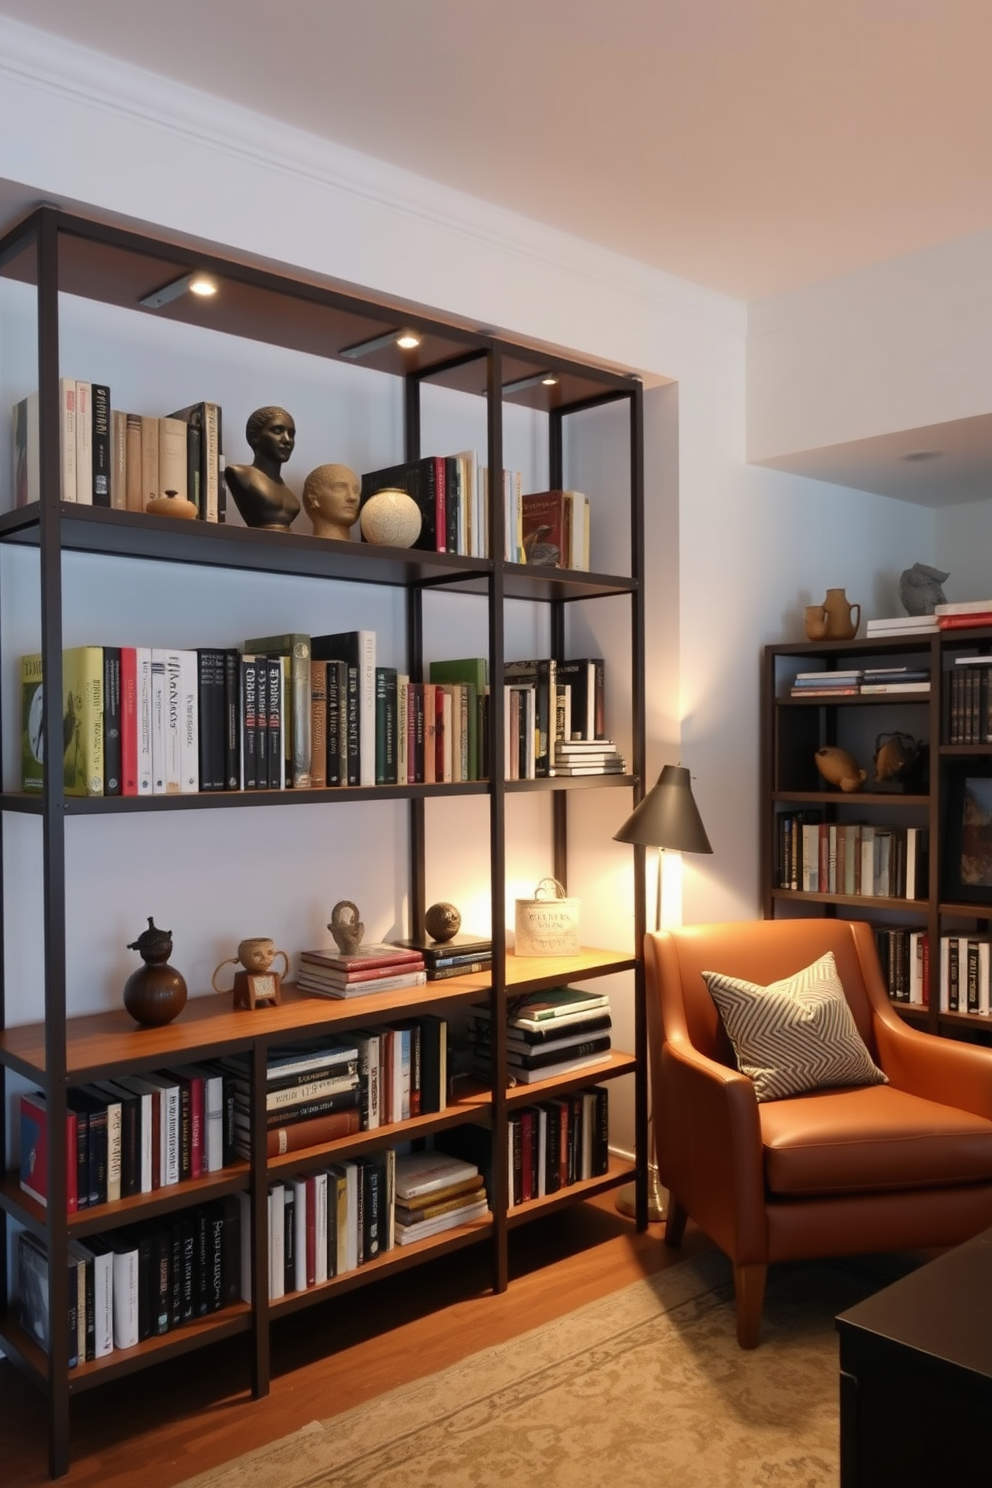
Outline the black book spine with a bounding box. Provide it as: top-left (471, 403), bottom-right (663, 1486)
top-left (152, 1226), bottom-right (171, 1335)
top-left (544, 1103), bottom-right (561, 1194)
top-left (345, 666), bottom-right (359, 786)
top-left (74, 1110), bottom-right (90, 1210)
top-left (118, 1092), bottom-right (141, 1198)
top-left (263, 1087), bottom-right (360, 1129)
top-left (362, 1157), bottom-right (382, 1260)
top-left (209, 1207), bottom-right (225, 1311)
top-left (195, 1208), bottom-right (210, 1316)
top-left (181, 1214), bottom-right (197, 1322)
top-left (88, 1106), bottom-right (108, 1206)
top-left (254, 658), bottom-right (269, 790)
top-left (326, 659), bottom-right (342, 787)
top-left (186, 421), bottom-right (201, 516)
top-left (283, 1190), bottom-right (295, 1292)
top-left (220, 1194), bottom-right (241, 1305)
top-left (223, 648), bottom-right (241, 789)
top-left (445, 455), bottom-right (459, 554)
top-left (267, 657), bottom-right (283, 787)
top-left (170, 1219), bottom-right (183, 1328)
top-left (83, 1253), bottom-right (95, 1359)
top-left (138, 1232), bottom-right (152, 1340)
top-left (197, 649), bottom-right (227, 791)
top-left (103, 646), bottom-right (122, 795)
top-left (240, 657), bottom-right (258, 789)
top-left (91, 383), bottom-right (111, 506)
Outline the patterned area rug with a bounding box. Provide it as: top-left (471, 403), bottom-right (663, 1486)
top-left (175, 1247), bottom-right (920, 1488)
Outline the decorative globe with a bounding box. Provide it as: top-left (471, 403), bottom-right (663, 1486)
top-left (360, 488), bottom-right (422, 548)
top-left (425, 901), bottom-right (461, 943)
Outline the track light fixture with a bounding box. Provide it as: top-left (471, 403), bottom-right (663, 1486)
top-left (339, 328), bottom-right (422, 360)
top-left (139, 272), bottom-right (217, 309)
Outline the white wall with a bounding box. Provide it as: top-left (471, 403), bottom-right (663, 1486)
top-left (747, 230), bottom-right (992, 463)
top-left (0, 17), bottom-right (943, 1161)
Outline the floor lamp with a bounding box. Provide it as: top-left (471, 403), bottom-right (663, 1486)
top-left (612, 764), bottom-right (713, 1221)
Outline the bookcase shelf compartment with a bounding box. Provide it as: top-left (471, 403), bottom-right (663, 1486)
top-left (0, 204), bottom-right (647, 1478)
top-left (505, 1158), bottom-right (635, 1228)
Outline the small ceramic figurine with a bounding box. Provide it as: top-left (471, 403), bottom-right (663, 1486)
top-left (815, 745), bottom-right (866, 793)
top-left (302, 463), bottom-right (361, 540)
top-left (212, 936), bottom-right (288, 1009)
top-left (329, 900), bottom-right (364, 954)
top-left (425, 901), bottom-right (461, 943)
top-left (223, 406), bottom-right (301, 531)
top-left (123, 917), bottom-right (188, 1026)
top-left (900, 563), bottom-right (949, 616)
top-left (874, 732), bottom-right (929, 792)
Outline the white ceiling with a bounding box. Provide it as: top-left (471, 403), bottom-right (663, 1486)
top-left (1, 0), bottom-right (989, 504)
top-left (1, 0), bottom-right (990, 302)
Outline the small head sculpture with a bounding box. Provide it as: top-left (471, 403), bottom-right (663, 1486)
top-left (329, 900), bottom-right (364, 954)
top-left (899, 563), bottom-right (949, 617)
top-left (302, 462), bottom-right (361, 540)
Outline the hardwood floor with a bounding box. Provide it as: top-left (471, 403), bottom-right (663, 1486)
top-left (2, 1198), bottom-right (711, 1488)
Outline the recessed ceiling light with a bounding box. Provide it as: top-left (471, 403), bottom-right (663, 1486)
top-left (541, 374), bottom-right (559, 386)
top-left (188, 275), bottom-right (217, 297)
top-left (502, 371), bottom-right (557, 394)
top-left (396, 332), bottom-right (421, 350)
top-left (340, 328), bottom-right (421, 359)
top-left (901, 449), bottom-right (943, 462)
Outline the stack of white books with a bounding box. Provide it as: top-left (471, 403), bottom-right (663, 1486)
top-left (865, 614), bottom-right (939, 638)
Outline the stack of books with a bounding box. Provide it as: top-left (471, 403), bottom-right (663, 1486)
top-left (469, 985), bottom-right (613, 1085)
top-left (551, 738), bottom-right (626, 775)
top-left (296, 943), bottom-right (427, 999)
top-left (865, 614), bottom-right (939, 638)
top-left (935, 599), bottom-right (992, 629)
top-left (392, 1149), bottom-right (489, 1246)
top-left (221, 1039), bottom-right (362, 1160)
top-left (789, 668), bottom-right (863, 697)
top-left (390, 931), bottom-right (493, 980)
top-left (859, 665), bottom-right (931, 695)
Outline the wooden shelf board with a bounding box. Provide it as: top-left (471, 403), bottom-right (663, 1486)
top-left (769, 889), bottom-right (927, 911)
top-left (266, 1097), bottom-right (491, 1175)
top-left (772, 791), bottom-right (929, 807)
top-left (67, 1305), bottom-right (254, 1394)
top-left (268, 1214), bottom-right (495, 1318)
top-left (0, 1166), bottom-right (251, 1234)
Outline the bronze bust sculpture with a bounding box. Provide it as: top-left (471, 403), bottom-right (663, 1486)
top-left (224, 406), bottom-right (301, 531)
top-left (302, 462), bottom-right (361, 540)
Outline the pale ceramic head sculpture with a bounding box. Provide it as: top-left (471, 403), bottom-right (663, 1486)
top-left (303, 462), bottom-right (361, 540)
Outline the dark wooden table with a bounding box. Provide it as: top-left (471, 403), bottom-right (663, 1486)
top-left (836, 1227), bottom-right (992, 1486)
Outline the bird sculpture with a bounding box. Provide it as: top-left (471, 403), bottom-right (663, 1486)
top-left (900, 563), bottom-right (949, 616)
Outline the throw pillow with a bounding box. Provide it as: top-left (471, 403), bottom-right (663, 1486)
top-left (701, 950), bottom-right (887, 1102)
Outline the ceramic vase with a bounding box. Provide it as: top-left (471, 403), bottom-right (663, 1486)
top-left (123, 917), bottom-right (188, 1026)
top-left (821, 588), bottom-right (861, 640)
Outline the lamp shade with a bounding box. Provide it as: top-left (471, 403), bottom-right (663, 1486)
top-left (613, 764), bottom-right (713, 854)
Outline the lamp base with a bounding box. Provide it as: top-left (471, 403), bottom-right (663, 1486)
top-left (615, 1164), bottom-right (668, 1223)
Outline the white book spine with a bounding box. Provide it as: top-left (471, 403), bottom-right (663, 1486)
top-left (163, 649), bottom-right (183, 794)
top-left (179, 649), bottom-right (199, 793)
top-left (59, 377), bottom-right (77, 502)
top-left (204, 1073), bottom-right (224, 1172)
top-left (104, 1101), bottom-right (122, 1204)
top-left (93, 1249), bottom-right (114, 1357)
top-left (112, 1247), bottom-right (139, 1350)
top-left (163, 1086), bottom-right (180, 1185)
top-left (74, 380), bottom-right (93, 504)
top-left (136, 646), bottom-right (154, 795)
top-left (314, 1172), bottom-right (328, 1284)
top-left (150, 650), bottom-right (167, 794)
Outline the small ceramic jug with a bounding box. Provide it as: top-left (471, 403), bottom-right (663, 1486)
top-left (804, 604), bottom-right (829, 640)
top-left (821, 588), bottom-right (861, 640)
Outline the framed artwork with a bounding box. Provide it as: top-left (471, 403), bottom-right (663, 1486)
top-left (942, 765), bottom-right (992, 904)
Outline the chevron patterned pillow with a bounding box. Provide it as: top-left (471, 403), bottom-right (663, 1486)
top-left (701, 951), bottom-right (888, 1102)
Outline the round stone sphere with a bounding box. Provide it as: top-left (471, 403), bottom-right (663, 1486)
top-left (360, 488), bottom-right (422, 548)
top-left (425, 901), bottom-right (461, 943)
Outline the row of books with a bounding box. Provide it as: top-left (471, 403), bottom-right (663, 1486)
top-left (469, 985), bottom-right (613, 1085)
top-left (223, 1013), bottom-right (451, 1161)
top-left (789, 666), bottom-right (931, 698)
top-left (16, 1195), bottom-right (242, 1363)
top-left (508, 1086), bottom-right (610, 1205)
top-left (264, 1145), bottom-right (489, 1298)
top-left (939, 935), bottom-right (992, 1015)
top-left (944, 656), bottom-right (992, 743)
top-left (776, 814), bottom-right (929, 900)
top-left (12, 383), bottom-right (224, 520)
top-left (874, 928), bottom-right (929, 1006)
top-left (18, 1065), bottom-right (237, 1214)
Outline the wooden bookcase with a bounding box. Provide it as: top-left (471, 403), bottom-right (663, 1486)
top-left (761, 630), bottom-right (992, 1041)
top-left (0, 207), bottom-right (647, 1476)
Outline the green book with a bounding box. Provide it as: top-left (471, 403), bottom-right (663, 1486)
top-left (428, 658), bottom-right (488, 779)
top-left (243, 632), bottom-right (312, 788)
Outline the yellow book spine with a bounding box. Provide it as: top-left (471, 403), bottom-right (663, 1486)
top-left (62, 645), bottom-right (104, 796)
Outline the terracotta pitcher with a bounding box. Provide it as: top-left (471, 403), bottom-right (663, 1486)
top-left (821, 588), bottom-right (860, 640)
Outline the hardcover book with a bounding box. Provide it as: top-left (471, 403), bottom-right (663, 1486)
top-left (243, 632), bottom-right (312, 788)
top-left (21, 646), bottom-right (105, 796)
top-left (311, 631), bottom-right (376, 787)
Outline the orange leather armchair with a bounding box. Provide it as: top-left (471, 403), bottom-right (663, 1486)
top-left (647, 918), bottom-right (992, 1347)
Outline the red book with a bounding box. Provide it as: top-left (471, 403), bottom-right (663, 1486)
top-left (938, 613), bottom-right (992, 629)
top-left (299, 943), bottom-right (424, 973)
top-left (521, 490), bottom-right (568, 568)
top-left (265, 1105), bottom-right (361, 1157)
top-left (19, 1092), bottom-right (78, 1213)
top-left (298, 956), bottom-right (426, 985)
top-left (167, 1066), bottom-right (206, 1180)
top-left (120, 646), bottom-right (139, 796)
